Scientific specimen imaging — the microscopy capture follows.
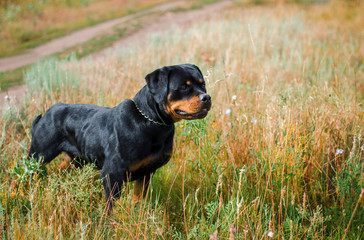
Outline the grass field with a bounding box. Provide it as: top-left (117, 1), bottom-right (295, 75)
top-left (0, 0), bottom-right (222, 58)
top-left (0, 0), bottom-right (220, 90)
top-left (0, 0), bottom-right (167, 57)
top-left (1, 1), bottom-right (363, 239)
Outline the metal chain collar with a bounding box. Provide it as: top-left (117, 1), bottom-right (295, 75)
top-left (131, 99), bottom-right (168, 126)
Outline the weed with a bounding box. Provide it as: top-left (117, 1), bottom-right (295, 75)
top-left (9, 156), bottom-right (46, 186)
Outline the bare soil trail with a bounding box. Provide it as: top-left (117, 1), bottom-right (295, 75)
top-left (0, 1), bottom-right (186, 73)
top-left (0, 0), bottom-right (233, 107)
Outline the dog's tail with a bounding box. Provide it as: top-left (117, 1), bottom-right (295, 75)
top-left (28, 114), bottom-right (42, 160)
top-left (31, 114), bottom-right (42, 131)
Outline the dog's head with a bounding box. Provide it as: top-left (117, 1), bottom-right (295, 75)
top-left (146, 64), bottom-right (212, 122)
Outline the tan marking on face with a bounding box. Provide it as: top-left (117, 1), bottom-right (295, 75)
top-left (165, 95), bottom-right (203, 121)
top-left (129, 156), bottom-right (153, 172)
top-left (199, 79), bottom-right (203, 83)
top-left (186, 80), bottom-right (191, 85)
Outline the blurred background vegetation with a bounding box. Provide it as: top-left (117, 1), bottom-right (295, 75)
top-left (0, 0), bottom-right (167, 57)
top-left (0, 0), bottom-right (362, 58)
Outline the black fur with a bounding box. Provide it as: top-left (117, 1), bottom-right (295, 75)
top-left (28, 64), bottom-right (211, 213)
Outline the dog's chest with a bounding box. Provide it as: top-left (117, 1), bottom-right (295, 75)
top-left (129, 140), bottom-right (172, 174)
top-left (126, 125), bottom-right (174, 178)
top-left (129, 151), bottom-right (172, 173)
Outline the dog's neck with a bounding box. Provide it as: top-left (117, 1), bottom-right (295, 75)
top-left (133, 86), bottom-right (175, 126)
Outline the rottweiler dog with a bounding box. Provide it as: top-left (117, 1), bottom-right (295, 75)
top-left (28, 64), bottom-right (211, 213)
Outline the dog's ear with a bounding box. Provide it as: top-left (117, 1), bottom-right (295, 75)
top-left (190, 64), bottom-right (204, 78)
top-left (145, 66), bottom-right (169, 103)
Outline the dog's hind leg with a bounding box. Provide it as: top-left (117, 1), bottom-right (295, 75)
top-left (28, 137), bottom-right (62, 165)
top-left (28, 146), bottom-right (62, 165)
top-left (29, 129), bottom-right (66, 165)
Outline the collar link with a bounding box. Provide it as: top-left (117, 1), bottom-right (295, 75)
top-left (131, 99), bottom-right (169, 126)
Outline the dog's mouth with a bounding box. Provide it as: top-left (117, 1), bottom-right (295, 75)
top-left (165, 95), bottom-right (212, 121)
top-left (174, 108), bottom-right (209, 119)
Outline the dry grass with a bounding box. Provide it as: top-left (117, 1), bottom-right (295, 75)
top-left (1, 2), bottom-right (363, 239)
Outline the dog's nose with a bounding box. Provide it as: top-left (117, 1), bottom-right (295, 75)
top-left (199, 94), bottom-right (211, 103)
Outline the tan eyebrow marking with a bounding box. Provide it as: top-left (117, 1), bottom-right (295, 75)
top-left (199, 79), bottom-right (203, 83)
top-left (186, 81), bottom-right (191, 85)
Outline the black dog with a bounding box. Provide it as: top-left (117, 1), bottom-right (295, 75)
top-left (28, 64), bottom-right (211, 213)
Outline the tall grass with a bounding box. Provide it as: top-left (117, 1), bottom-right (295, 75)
top-left (1, 3), bottom-right (363, 239)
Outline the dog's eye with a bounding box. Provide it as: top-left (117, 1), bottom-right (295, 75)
top-left (180, 85), bottom-right (189, 91)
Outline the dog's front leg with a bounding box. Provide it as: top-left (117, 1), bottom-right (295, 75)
top-left (101, 160), bottom-right (127, 215)
top-left (133, 173), bottom-right (153, 202)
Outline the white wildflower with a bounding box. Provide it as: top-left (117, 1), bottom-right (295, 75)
top-left (336, 149), bottom-right (344, 155)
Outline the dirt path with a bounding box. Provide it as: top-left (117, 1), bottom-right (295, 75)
top-left (0, 1), bottom-right (187, 73)
top-left (95, 0), bottom-right (232, 57)
top-left (0, 0), bottom-right (233, 107)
